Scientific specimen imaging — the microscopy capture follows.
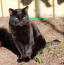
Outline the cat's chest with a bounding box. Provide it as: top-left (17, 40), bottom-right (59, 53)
top-left (10, 24), bottom-right (30, 44)
top-left (16, 25), bottom-right (30, 33)
top-left (10, 23), bottom-right (30, 35)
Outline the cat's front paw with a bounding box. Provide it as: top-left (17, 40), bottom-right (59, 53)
top-left (17, 58), bottom-right (22, 63)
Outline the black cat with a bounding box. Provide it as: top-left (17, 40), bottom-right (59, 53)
top-left (0, 6), bottom-right (46, 63)
top-left (9, 6), bottom-right (46, 62)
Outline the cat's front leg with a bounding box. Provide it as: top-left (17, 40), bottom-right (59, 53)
top-left (25, 45), bottom-right (32, 58)
top-left (25, 23), bottom-right (34, 59)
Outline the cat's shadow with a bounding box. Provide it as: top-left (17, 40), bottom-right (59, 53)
top-left (0, 28), bottom-right (19, 56)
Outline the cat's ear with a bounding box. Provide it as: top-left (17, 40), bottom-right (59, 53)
top-left (9, 8), bottom-right (14, 15)
top-left (23, 6), bottom-right (28, 13)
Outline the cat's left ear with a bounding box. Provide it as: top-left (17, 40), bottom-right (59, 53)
top-left (23, 6), bottom-right (28, 13)
top-left (9, 8), bottom-right (14, 15)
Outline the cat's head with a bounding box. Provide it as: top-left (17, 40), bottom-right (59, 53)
top-left (9, 6), bottom-right (29, 21)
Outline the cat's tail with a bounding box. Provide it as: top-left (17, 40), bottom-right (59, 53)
top-left (46, 39), bottom-right (61, 47)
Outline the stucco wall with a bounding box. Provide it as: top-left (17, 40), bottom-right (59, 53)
top-left (39, 0), bottom-right (53, 17)
top-left (20, 0), bottom-right (35, 17)
top-left (0, 0), bottom-right (2, 16)
top-left (0, 0), bottom-right (64, 17)
top-left (0, 0), bottom-right (18, 17)
top-left (55, 0), bottom-right (64, 17)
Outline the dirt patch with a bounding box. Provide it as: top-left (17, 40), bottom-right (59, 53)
top-left (0, 17), bottom-right (64, 65)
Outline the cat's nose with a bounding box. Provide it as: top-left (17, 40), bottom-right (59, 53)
top-left (17, 16), bottom-right (22, 20)
top-left (19, 17), bottom-right (22, 21)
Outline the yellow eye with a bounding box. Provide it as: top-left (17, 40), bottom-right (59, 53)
top-left (23, 17), bottom-right (26, 19)
top-left (16, 18), bottom-right (18, 19)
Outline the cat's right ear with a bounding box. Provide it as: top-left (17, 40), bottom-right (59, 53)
top-left (9, 8), bottom-right (14, 15)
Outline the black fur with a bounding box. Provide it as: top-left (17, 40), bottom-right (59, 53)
top-left (0, 6), bottom-right (46, 63)
top-left (9, 6), bottom-right (46, 62)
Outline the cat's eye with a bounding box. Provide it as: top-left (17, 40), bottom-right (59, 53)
top-left (16, 18), bottom-right (18, 20)
top-left (22, 17), bottom-right (26, 19)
